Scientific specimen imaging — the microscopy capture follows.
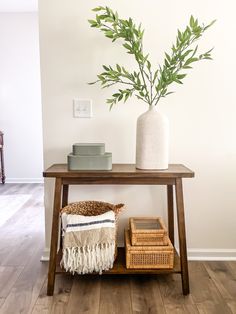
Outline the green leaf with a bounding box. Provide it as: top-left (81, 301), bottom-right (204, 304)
top-left (204, 19), bottom-right (217, 30)
top-left (116, 64), bottom-right (121, 72)
top-left (88, 20), bottom-right (98, 28)
top-left (98, 14), bottom-right (108, 20)
top-left (123, 43), bottom-right (132, 51)
top-left (118, 93), bottom-right (123, 101)
top-left (96, 15), bottom-right (101, 23)
top-left (105, 31), bottom-right (113, 38)
top-left (106, 6), bottom-right (112, 16)
top-left (97, 74), bottom-right (104, 80)
top-left (204, 47), bottom-right (214, 55)
top-left (165, 91), bottom-right (174, 96)
top-left (88, 81), bottom-right (97, 85)
top-left (105, 17), bottom-right (115, 23)
top-left (107, 99), bottom-right (114, 103)
top-left (184, 57), bottom-right (199, 66)
top-left (177, 74), bottom-right (187, 79)
top-left (194, 18), bottom-right (198, 28)
top-left (136, 95), bottom-right (145, 101)
top-left (102, 65), bottom-right (110, 71)
top-left (165, 53), bottom-right (171, 63)
top-left (139, 91), bottom-right (145, 97)
top-left (174, 78), bottom-right (183, 84)
top-left (124, 93), bottom-right (130, 102)
top-left (182, 49), bottom-right (193, 59)
top-left (122, 67), bottom-right (129, 75)
top-left (88, 19), bottom-right (96, 24)
top-left (92, 7), bottom-right (105, 12)
top-left (190, 15), bottom-right (195, 28)
top-left (177, 29), bottom-right (182, 41)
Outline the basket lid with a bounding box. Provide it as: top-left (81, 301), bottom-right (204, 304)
top-left (129, 217), bottom-right (167, 234)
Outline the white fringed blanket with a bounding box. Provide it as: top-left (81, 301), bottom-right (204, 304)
top-left (61, 210), bottom-right (115, 274)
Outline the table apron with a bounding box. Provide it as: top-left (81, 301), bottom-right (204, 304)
top-left (61, 178), bottom-right (176, 185)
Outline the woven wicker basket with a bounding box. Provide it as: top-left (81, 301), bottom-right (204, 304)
top-left (125, 230), bottom-right (174, 269)
top-left (61, 201), bottom-right (124, 259)
top-left (129, 217), bottom-right (168, 246)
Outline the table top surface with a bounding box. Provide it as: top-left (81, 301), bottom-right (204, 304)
top-left (43, 164), bottom-right (194, 178)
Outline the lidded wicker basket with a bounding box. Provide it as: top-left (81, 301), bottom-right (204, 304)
top-left (129, 217), bottom-right (168, 246)
top-left (125, 230), bottom-right (174, 269)
top-left (61, 201), bottom-right (124, 259)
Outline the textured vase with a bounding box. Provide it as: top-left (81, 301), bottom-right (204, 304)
top-left (136, 106), bottom-right (169, 170)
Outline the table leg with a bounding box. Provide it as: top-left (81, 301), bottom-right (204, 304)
top-left (175, 178), bottom-right (189, 295)
top-left (0, 147), bottom-right (5, 184)
top-left (47, 177), bottom-right (62, 296)
top-left (62, 184), bottom-right (69, 208)
top-left (60, 184), bottom-right (69, 249)
top-left (167, 185), bottom-right (174, 245)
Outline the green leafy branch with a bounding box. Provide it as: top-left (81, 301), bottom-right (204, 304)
top-left (88, 6), bottom-right (216, 109)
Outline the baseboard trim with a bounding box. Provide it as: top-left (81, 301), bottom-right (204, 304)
top-left (187, 249), bottom-right (236, 261)
top-left (41, 248), bottom-right (50, 262)
top-left (41, 247), bottom-right (236, 262)
top-left (6, 178), bottom-right (44, 183)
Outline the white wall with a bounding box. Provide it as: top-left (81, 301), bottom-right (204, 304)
top-left (39, 0), bottom-right (236, 259)
top-left (0, 1), bottom-right (37, 12)
top-left (0, 13), bottom-right (43, 182)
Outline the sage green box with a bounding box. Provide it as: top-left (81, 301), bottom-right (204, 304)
top-left (72, 143), bottom-right (105, 156)
top-left (68, 152), bottom-right (112, 171)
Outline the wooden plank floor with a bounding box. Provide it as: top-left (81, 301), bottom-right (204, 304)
top-left (0, 183), bottom-right (235, 314)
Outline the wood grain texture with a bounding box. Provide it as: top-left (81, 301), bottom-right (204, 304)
top-left (0, 298), bottom-right (5, 308)
top-left (0, 266), bottom-right (24, 298)
top-left (175, 178), bottom-right (189, 295)
top-left (167, 185), bottom-right (174, 245)
top-left (65, 277), bottom-right (100, 314)
top-left (189, 261), bottom-right (232, 314)
top-left (47, 178), bottom-right (62, 296)
top-left (203, 261), bottom-right (236, 301)
top-left (0, 183), bottom-right (46, 313)
top-left (43, 163), bottom-right (194, 179)
top-left (227, 301), bottom-right (236, 314)
top-left (130, 276), bottom-right (165, 314)
top-left (164, 304), bottom-right (199, 314)
top-left (0, 185), bottom-right (43, 267)
top-left (227, 261), bottom-right (236, 274)
top-left (32, 274), bottom-right (73, 314)
top-left (99, 276), bottom-right (132, 314)
top-left (0, 244), bottom-right (47, 314)
top-left (158, 273), bottom-right (194, 306)
top-left (62, 185), bottom-right (69, 208)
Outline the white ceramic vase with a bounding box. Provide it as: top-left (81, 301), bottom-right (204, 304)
top-left (136, 106), bottom-right (169, 170)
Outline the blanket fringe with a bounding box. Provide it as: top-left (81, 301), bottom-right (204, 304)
top-left (60, 243), bottom-right (115, 274)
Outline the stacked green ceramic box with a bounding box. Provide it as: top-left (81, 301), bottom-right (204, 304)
top-left (68, 143), bottom-right (112, 170)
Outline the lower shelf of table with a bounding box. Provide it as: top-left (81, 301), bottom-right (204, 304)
top-left (56, 247), bottom-right (181, 275)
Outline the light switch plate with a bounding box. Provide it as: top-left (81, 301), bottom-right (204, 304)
top-left (73, 99), bottom-right (92, 118)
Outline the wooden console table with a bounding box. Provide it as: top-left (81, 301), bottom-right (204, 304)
top-left (43, 163), bottom-right (194, 296)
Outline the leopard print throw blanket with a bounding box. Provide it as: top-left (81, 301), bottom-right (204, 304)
top-left (61, 210), bottom-right (116, 274)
